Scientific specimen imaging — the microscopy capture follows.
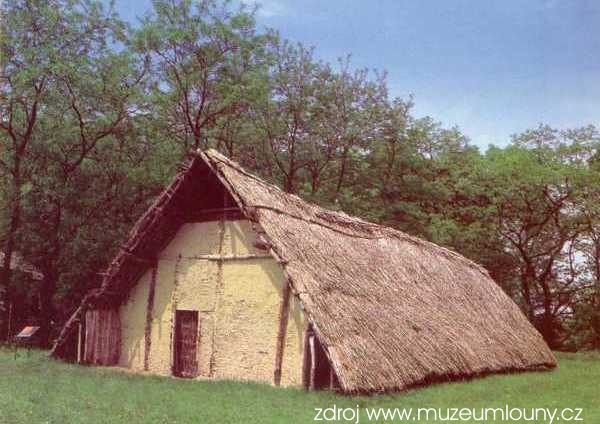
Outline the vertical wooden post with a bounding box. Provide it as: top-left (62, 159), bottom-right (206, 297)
top-left (7, 302), bottom-right (12, 340)
top-left (302, 326), bottom-right (310, 390)
top-left (144, 260), bottom-right (158, 371)
top-left (84, 310), bottom-right (91, 363)
top-left (208, 219), bottom-right (226, 378)
top-left (309, 334), bottom-right (316, 391)
top-left (273, 279), bottom-right (291, 386)
top-left (77, 321), bottom-right (83, 363)
top-left (169, 254), bottom-right (183, 375)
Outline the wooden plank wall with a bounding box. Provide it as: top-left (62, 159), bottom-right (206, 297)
top-left (84, 309), bottom-right (121, 365)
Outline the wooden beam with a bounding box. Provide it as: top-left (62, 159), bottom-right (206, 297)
top-left (208, 219), bottom-right (226, 378)
top-left (186, 253), bottom-right (273, 261)
top-left (84, 310), bottom-right (91, 363)
top-left (301, 326), bottom-right (311, 390)
top-left (120, 249), bottom-right (153, 264)
top-left (168, 256), bottom-right (183, 375)
top-left (198, 207), bottom-right (241, 214)
top-left (309, 334), bottom-right (316, 391)
top-left (77, 321), bottom-right (83, 364)
top-left (273, 279), bottom-right (291, 386)
top-left (143, 259), bottom-right (158, 371)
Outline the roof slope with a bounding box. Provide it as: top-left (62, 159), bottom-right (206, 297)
top-left (202, 150), bottom-right (556, 392)
top-left (52, 149), bottom-right (556, 392)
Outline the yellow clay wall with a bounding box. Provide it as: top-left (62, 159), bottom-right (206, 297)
top-left (117, 219), bottom-right (306, 386)
top-left (118, 269), bottom-right (150, 370)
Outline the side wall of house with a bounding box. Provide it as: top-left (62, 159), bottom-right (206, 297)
top-left (119, 269), bottom-right (151, 370)
top-left (118, 219), bottom-right (306, 386)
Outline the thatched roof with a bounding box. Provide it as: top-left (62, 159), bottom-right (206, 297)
top-left (0, 251), bottom-right (44, 280)
top-left (52, 149), bottom-right (556, 392)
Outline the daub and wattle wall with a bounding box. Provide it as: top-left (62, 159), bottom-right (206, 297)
top-left (118, 219), bottom-right (306, 386)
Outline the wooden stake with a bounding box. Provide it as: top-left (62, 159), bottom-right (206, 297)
top-left (77, 322), bottom-right (83, 363)
top-left (273, 279), bottom-right (291, 386)
top-left (6, 302), bottom-right (12, 340)
top-left (208, 219), bottom-right (226, 378)
top-left (143, 260), bottom-right (158, 371)
top-left (309, 334), bottom-right (316, 391)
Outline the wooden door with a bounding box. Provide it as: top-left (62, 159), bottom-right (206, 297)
top-left (84, 309), bottom-right (120, 366)
top-left (173, 310), bottom-right (199, 378)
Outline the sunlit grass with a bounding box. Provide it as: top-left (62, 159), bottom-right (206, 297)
top-left (0, 348), bottom-right (598, 423)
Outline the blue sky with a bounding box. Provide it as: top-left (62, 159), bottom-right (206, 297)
top-left (116, 0), bottom-right (600, 150)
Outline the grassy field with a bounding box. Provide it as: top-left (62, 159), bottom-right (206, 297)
top-left (0, 349), bottom-right (598, 424)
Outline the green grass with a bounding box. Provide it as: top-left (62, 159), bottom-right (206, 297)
top-left (0, 349), bottom-right (598, 423)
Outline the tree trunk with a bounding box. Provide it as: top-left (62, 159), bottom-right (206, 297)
top-left (38, 269), bottom-right (58, 348)
top-left (310, 168), bottom-right (320, 195)
top-left (37, 203), bottom-right (63, 348)
top-left (540, 289), bottom-right (557, 348)
top-left (0, 177), bottom-right (22, 341)
top-left (284, 167), bottom-right (297, 194)
top-left (333, 145), bottom-right (349, 202)
top-left (520, 268), bottom-right (534, 322)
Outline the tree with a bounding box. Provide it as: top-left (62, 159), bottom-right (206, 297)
top-left (0, 0), bottom-right (151, 343)
top-left (250, 40), bottom-right (327, 194)
top-left (135, 0), bottom-right (269, 154)
top-left (1, 0), bottom-right (61, 336)
top-left (478, 126), bottom-right (600, 348)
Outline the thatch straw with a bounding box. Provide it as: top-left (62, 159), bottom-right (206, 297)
top-left (52, 149), bottom-right (556, 393)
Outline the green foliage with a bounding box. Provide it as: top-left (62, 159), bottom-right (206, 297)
top-left (133, 0), bottom-right (270, 152)
top-left (476, 129), bottom-right (600, 348)
top-left (0, 0), bottom-right (167, 342)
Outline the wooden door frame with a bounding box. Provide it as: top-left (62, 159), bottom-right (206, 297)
top-left (302, 325), bottom-right (337, 391)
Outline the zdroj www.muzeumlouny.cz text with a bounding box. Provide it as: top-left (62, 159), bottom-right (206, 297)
top-left (313, 405), bottom-right (584, 423)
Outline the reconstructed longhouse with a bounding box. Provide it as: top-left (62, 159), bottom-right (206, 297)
top-left (52, 149), bottom-right (556, 393)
